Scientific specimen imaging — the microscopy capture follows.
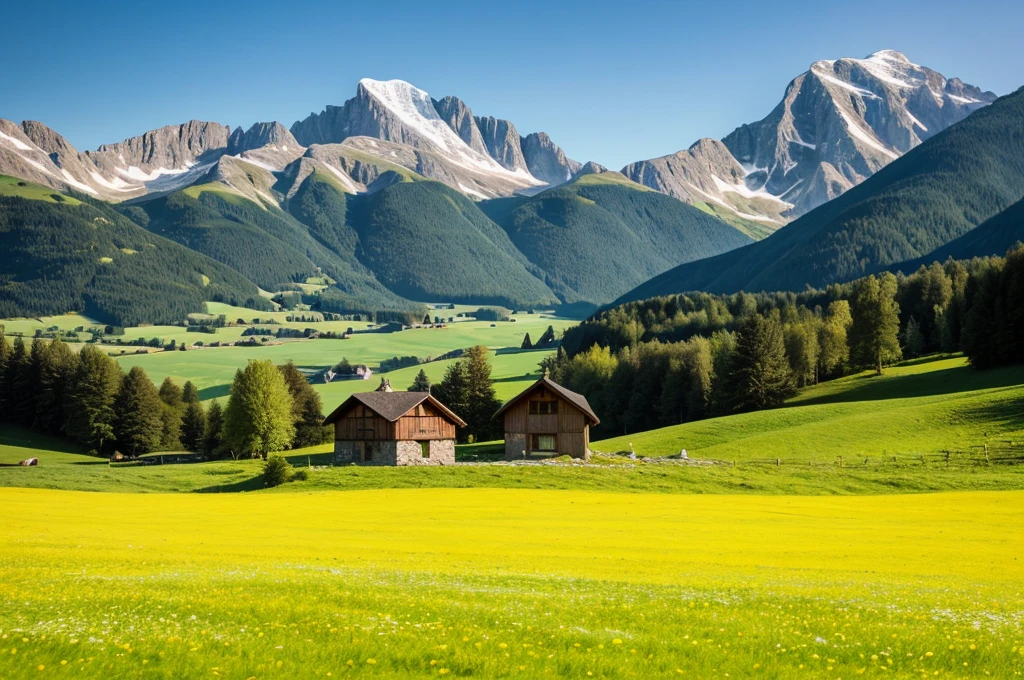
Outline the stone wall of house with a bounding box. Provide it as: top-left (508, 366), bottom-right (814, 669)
top-left (504, 433), bottom-right (527, 461)
top-left (333, 439), bottom-right (454, 466)
top-left (428, 439), bottom-right (455, 465)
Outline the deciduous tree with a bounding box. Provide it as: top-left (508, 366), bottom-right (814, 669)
top-left (223, 360), bottom-right (295, 459)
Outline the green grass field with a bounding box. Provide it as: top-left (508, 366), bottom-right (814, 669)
top-left (0, 175), bottom-right (83, 205)
top-left (597, 357), bottom-right (1024, 464)
top-left (1, 304), bottom-right (575, 404)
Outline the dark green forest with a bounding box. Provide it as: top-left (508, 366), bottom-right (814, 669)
top-left (552, 245), bottom-right (1024, 438)
top-left (0, 193), bottom-right (272, 326)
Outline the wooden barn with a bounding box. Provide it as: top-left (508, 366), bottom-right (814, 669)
top-left (322, 379), bottom-right (466, 465)
top-left (495, 375), bottom-right (600, 460)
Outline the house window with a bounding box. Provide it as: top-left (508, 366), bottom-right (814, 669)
top-left (529, 400), bottom-right (558, 415)
top-left (531, 434), bottom-right (557, 452)
top-left (420, 441), bottom-right (430, 458)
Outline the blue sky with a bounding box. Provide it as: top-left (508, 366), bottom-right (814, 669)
top-left (2, 0), bottom-right (1021, 168)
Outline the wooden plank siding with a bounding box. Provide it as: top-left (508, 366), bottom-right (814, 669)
top-left (333, 402), bottom-right (455, 442)
top-left (503, 386), bottom-right (591, 458)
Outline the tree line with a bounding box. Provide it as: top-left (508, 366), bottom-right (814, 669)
top-left (0, 332), bottom-right (329, 458)
top-left (548, 245), bottom-right (1024, 438)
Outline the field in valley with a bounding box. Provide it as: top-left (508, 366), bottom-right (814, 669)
top-left (0, 303), bottom-right (576, 405)
top-left (2, 322), bottom-right (1024, 677)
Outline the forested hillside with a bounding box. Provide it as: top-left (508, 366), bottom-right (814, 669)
top-left (348, 181), bottom-right (558, 307)
top-left (619, 87), bottom-right (1024, 302)
top-left (480, 173), bottom-right (751, 304)
top-left (897, 195), bottom-right (1024, 269)
top-left (0, 180), bottom-right (271, 325)
top-left (555, 244), bottom-right (1024, 437)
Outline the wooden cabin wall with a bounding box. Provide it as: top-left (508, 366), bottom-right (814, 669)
top-left (502, 387), bottom-right (590, 457)
top-left (334, 402), bottom-right (456, 441)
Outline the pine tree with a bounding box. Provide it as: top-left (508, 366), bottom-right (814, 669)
top-left (33, 338), bottom-right (79, 435)
top-left (203, 400), bottom-right (225, 457)
top-left (224, 360), bottom-right (295, 459)
top-left (409, 368), bottom-right (431, 392)
top-left (850, 273), bottom-right (902, 374)
top-left (423, 313), bottom-right (432, 325)
top-left (432, 361), bottom-right (469, 441)
top-left (157, 377), bottom-right (184, 450)
top-left (521, 333), bottom-right (533, 350)
top-left (901, 316), bottom-right (926, 358)
top-left (0, 328), bottom-right (12, 420)
top-left (182, 380), bottom-right (200, 404)
top-left (180, 401), bottom-right (207, 452)
top-left (278, 361), bottom-right (328, 449)
top-left (461, 345), bottom-right (502, 443)
top-left (536, 325), bottom-right (557, 347)
top-left (5, 336), bottom-right (33, 426)
top-left (722, 312), bottom-right (794, 413)
top-left (64, 346), bottom-right (122, 454)
top-left (114, 366), bottom-right (165, 456)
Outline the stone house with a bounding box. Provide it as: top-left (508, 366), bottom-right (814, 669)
top-left (495, 375), bottom-right (600, 460)
top-left (322, 379), bottom-right (466, 465)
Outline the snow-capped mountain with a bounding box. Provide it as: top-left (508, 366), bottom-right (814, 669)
top-left (622, 50), bottom-right (996, 227)
top-left (291, 79), bottom-right (581, 198)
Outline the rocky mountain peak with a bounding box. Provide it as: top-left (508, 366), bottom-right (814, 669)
top-left (623, 49), bottom-right (997, 229)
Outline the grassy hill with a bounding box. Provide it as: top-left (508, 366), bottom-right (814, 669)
top-left (0, 179), bottom-right (271, 325)
top-left (480, 172), bottom-right (752, 304)
top-left (619, 87), bottom-right (1024, 301)
top-left (595, 356), bottom-right (1024, 464)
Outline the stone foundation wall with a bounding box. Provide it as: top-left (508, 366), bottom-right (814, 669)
top-left (504, 433), bottom-right (527, 461)
top-left (333, 439), bottom-right (454, 466)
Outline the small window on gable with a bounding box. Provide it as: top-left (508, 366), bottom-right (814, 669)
top-left (529, 400), bottom-right (558, 415)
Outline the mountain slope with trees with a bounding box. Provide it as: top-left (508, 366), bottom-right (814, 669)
top-left (897, 195), bottom-right (1024, 269)
top-left (618, 87), bottom-right (1024, 302)
top-left (480, 173), bottom-right (751, 305)
top-left (0, 179), bottom-right (271, 325)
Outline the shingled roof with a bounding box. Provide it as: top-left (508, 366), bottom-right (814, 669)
top-left (494, 376), bottom-right (600, 425)
top-left (322, 391), bottom-right (467, 427)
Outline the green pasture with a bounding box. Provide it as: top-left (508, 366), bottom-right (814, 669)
top-left (595, 357), bottom-right (1024, 462)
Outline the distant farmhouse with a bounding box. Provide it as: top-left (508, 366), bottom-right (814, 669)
top-left (323, 379), bottom-right (466, 466)
top-left (496, 376), bottom-right (600, 460)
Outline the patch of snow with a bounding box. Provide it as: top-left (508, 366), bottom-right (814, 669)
top-left (60, 169), bottom-right (98, 195)
top-left (458, 182), bottom-right (489, 199)
top-left (0, 130), bottom-right (33, 151)
top-left (905, 111), bottom-right (928, 132)
top-left (233, 155), bottom-right (279, 172)
top-left (838, 110), bottom-right (899, 160)
top-left (711, 174), bottom-right (792, 205)
top-left (358, 78), bottom-right (543, 186)
top-left (948, 94), bottom-right (982, 105)
top-left (89, 171), bottom-right (137, 192)
top-left (859, 50), bottom-right (922, 89)
top-left (116, 163), bottom-right (195, 182)
top-left (688, 184), bottom-right (784, 224)
top-left (21, 155), bottom-right (58, 177)
top-left (789, 138), bottom-right (817, 150)
top-left (811, 67), bottom-right (882, 100)
top-left (322, 163), bottom-right (359, 193)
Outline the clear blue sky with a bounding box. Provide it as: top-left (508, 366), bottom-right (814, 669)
top-left (2, 0), bottom-right (1021, 169)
